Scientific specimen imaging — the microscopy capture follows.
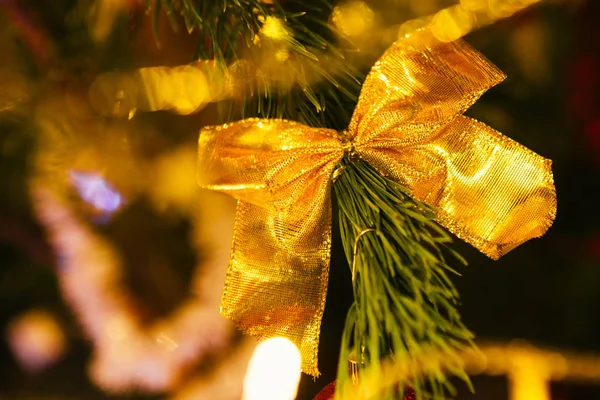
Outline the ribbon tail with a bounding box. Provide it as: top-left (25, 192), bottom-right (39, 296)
top-left (424, 116), bottom-right (556, 258)
top-left (360, 115), bottom-right (556, 259)
top-left (220, 199), bottom-right (334, 376)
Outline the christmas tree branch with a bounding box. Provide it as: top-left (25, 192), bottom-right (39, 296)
top-left (151, 0), bottom-right (361, 130)
top-left (153, 0), bottom-right (334, 60)
top-left (333, 159), bottom-right (475, 400)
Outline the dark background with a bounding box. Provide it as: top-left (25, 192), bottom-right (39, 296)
top-left (1, 1), bottom-right (600, 399)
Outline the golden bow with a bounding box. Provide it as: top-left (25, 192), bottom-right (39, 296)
top-left (197, 29), bottom-right (556, 376)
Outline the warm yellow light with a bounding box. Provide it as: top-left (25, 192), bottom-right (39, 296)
top-left (275, 48), bottom-right (291, 62)
top-left (398, 0), bottom-right (544, 43)
top-left (90, 61), bottom-right (231, 117)
top-left (6, 310), bottom-right (67, 372)
top-left (242, 337), bottom-right (302, 400)
top-left (261, 17), bottom-right (290, 41)
top-left (171, 65), bottom-right (209, 114)
top-left (331, 1), bottom-right (375, 37)
top-left (509, 353), bottom-right (551, 400)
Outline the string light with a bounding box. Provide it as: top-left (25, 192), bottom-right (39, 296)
top-left (242, 337), bottom-right (302, 400)
top-left (399, 0), bottom-right (544, 41)
top-left (431, 5), bottom-right (475, 42)
top-left (89, 61), bottom-right (232, 117)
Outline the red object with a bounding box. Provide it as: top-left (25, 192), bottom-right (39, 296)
top-left (404, 387), bottom-right (416, 400)
top-left (312, 381), bottom-right (416, 400)
top-left (567, 2), bottom-right (600, 163)
top-left (312, 381), bottom-right (336, 400)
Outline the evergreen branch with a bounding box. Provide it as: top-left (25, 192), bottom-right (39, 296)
top-left (155, 3), bottom-right (473, 396)
top-left (333, 159), bottom-right (474, 400)
top-left (152, 0), bottom-right (362, 130)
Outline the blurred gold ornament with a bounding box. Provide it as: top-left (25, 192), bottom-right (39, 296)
top-left (198, 28), bottom-right (556, 375)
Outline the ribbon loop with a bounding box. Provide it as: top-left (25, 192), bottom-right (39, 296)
top-left (349, 29), bottom-right (506, 149)
top-left (198, 118), bottom-right (343, 375)
top-left (197, 118), bottom-right (342, 209)
top-left (358, 115), bottom-right (556, 259)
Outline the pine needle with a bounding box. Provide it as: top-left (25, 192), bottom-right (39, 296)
top-left (151, 0), bottom-right (361, 130)
top-left (333, 159), bottom-right (474, 400)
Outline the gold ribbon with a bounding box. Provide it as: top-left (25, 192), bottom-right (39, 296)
top-left (197, 29), bottom-right (556, 376)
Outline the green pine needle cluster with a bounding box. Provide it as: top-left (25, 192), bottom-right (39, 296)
top-left (333, 159), bottom-right (475, 400)
top-left (151, 0), bottom-right (362, 130)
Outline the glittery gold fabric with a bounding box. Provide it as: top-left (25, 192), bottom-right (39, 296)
top-left (197, 29), bottom-right (556, 376)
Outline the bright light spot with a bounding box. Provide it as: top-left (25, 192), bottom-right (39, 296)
top-left (261, 17), bottom-right (289, 41)
top-left (243, 337), bottom-right (302, 400)
top-left (275, 48), bottom-right (290, 62)
top-left (378, 72), bottom-right (389, 84)
top-left (331, 1), bottom-right (375, 37)
top-left (171, 65), bottom-right (210, 115)
top-left (509, 354), bottom-right (551, 400)
top-left (69, 171), bottom-right (122, 213)
top-left (397, 17), bottom-right (429, 39)
top-left (6, 310), bottom-right (67, 372)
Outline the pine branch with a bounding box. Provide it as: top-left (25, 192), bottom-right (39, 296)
top-left (154, 3), bottom-right (474, 396)
top-left (152, 0), bottom-right (362, 131)
top-left (333, 159), bottom-right (474, 400)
